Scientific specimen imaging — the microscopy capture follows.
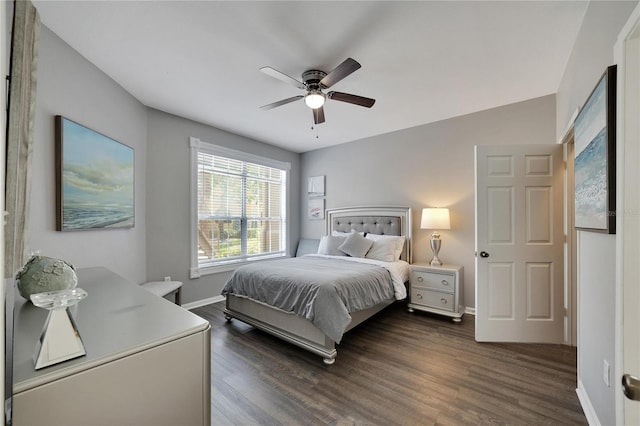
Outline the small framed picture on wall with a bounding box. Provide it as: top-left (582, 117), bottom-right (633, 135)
top-left (308, 198), bottom-right (324, 220)
top-left (308, 175), bottom-right (325, 198)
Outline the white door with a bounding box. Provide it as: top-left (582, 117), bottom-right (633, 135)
top-left (475, 144), bottom-right (564, 342)
top-left (616, 4), bottom-right (640, 423)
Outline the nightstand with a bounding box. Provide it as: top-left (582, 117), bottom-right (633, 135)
top-left (408, 263), bottom-right (464, 322)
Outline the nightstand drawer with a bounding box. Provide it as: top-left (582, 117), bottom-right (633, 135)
top-left (410, 287), bottom-right (454, 312)
top-left (411, 270), bottom-right (455, 293)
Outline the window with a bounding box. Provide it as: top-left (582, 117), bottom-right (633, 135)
top-left (190, 138), bottom-right (289, 277)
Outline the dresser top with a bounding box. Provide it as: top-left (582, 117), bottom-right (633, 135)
top-left (12, 267), bottom-right (209, 393)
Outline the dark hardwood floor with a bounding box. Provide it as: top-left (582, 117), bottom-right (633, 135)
top-left (191, 302), bottom-right (586, 425)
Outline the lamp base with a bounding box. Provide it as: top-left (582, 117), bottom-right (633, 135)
top-left (429, 232), bottom-right (443, 267)
top-left (430, 256), bottom-right (443, 267)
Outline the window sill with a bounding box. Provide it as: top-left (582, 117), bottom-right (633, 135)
top-left (190, 253), bottom-right (288, 278)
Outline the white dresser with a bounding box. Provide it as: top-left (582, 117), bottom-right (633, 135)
top-left (12, 267), bottom-right (211, 426)
top-left (408, 263), bottom-right (464, 322)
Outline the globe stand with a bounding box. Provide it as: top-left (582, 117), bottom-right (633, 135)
top-left (31, 288), bottom-right (88, 370)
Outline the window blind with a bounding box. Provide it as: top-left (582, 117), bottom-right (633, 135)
top-left (196, 151), bottom-right (286, 265)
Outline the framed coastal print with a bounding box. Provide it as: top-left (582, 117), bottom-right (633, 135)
top-left (55, 116), bottom-right (135, 231)
top-left (308, 198), bottom-right (324, 220)
top-left (307, 175), bottom-right (325, 198)
top-left (574, 65), bottom-right (616, 234)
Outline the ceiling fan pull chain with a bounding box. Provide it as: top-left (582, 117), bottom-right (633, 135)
top-left (310, 125), bottom-right (320, 140)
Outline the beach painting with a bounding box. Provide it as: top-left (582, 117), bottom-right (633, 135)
top-left (56, 116), bottom-right (134, 231)
top-left (574, 66), bottom-right (616, 233)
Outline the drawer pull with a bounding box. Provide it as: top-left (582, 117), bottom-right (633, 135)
top-left (441, 280), bottom-right (449, 286)
top-left (417, 276), bottom-right (424, 282)
top-left (440, 298), bottom-right (448, 304)
top-left (416, 293), bottom-right (423, 299)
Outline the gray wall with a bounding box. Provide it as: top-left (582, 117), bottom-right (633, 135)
top-left (29, 26), bottom-right (148, 284)
top-left (555, 2), bottom-right (638, 425)
top-left (146, 109), bottom-right (301, 304)
top-left (301, 94), bottom-right (556, 310)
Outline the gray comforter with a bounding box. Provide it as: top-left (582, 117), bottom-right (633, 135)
top-left (221, 256), bottom-right (395, 343)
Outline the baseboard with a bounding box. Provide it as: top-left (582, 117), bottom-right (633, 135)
top-left (465, 307), bottom-right (476, 316)
top-left (576, 379), bottom-right (601, 425)
top-left (183, 295), bottom-right (225, 310)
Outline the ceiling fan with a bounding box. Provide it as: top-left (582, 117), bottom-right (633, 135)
top-left (259, 58), bottom-right (375, 125)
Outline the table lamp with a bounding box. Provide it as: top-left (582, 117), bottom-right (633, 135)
top-left (420, 208), bottom-right (451, 266)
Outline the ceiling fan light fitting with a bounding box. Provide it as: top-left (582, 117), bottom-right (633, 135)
top-left (304, 91), bottom-right (325, 109)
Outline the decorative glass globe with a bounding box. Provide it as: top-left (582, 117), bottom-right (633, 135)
top-left (15, 255), bottom-right (78, 300)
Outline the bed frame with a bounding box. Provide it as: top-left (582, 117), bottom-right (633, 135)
top-left (224, 206), bottom-right (412, 364)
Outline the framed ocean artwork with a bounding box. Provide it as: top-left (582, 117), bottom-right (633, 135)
top-left (55, 116), bottom-right (135, 231)
top-left (574, 66), bottom-right (616, 234)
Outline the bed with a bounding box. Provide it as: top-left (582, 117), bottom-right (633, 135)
top-left (222, 206), bottom-right (412, 364)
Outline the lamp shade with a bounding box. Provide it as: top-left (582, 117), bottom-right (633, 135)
top-left (421, 208), bottom-right (451, 230)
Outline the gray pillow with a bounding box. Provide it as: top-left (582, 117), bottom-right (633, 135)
top-left (296, 239), bottom-right (320, 257)
top-left (338, 231), bottom-right (374, 258)
top-left (317, 236), bottom-right (348, 256)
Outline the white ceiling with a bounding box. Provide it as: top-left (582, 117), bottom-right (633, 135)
top-left (33, 1), bottom-right (588, 153)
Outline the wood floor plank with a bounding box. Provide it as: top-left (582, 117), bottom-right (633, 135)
top-left (192, 301), bottom-right (586, 425)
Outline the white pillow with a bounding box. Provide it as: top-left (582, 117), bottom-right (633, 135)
top-left (365, 238), bottom-right (397, 262)
top-left (317, 235), bottom-right (348, 256)
top-left (365, 234), bottom-right (405, 261)
top-left (338, 231), bottom-right (373, 258)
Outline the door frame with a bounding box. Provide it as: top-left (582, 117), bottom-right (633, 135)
top-left (615, 3), bottom-right (640, 424)
top-left (561, 130), bottom-right (578, 347)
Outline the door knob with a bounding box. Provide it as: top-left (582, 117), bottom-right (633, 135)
top-left (623, 374), bottom-right (640, 400)
top-left (480, 251), bottom-right (490, 258)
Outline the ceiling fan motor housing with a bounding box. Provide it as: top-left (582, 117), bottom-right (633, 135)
top-left (302, 70), bottom-right (328, 90)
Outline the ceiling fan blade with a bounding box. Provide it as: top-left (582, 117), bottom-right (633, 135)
top-left (313, 106), bottom-right (325, 124)
top-left (328, 91), bottom-right (375, 108)
top-left (260, 66), bottom-right (306, 90)
top-left (260, 95), bottom-right (304, 110)
top-left (320, 58), bottom-right (361, 88)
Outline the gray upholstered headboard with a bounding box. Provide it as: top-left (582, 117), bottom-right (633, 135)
top-left (326, 206), bottom-right (412, 263)
top-left (331, 215), bottom-right (402, 236)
